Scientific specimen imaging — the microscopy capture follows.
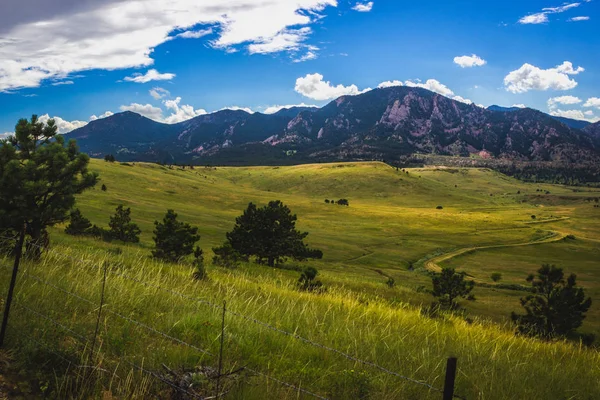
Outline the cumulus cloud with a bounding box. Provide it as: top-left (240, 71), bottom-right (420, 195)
top-left (263, 103), bottom-right (319, 114)
top-left (550, 109), bottom-right (599, 122)
top-left (89, 111), bottom-right (114, 121)
top-left (120, 103), bottom-right (164, 121)
top-left (162, 97), bottom-right (207, 124)
top-left (218, 106), bottom-right (254, 114)
top-left (377, 80), bottom-right (403, 88)
top-left (453, 54), bottom-right (487, 68)
top-left (569, 16), bottom-right (590, 21)
top-left (38, 114), bottom-right (88, 134)
top-left (547, 95), bottom-right (582, 107)
top-left (519, 2), bottom-right (581, 24)
top-left (352, 2), bottom-right (374, 12)
top-left (124, 69), bottom-right (176, 84)
top-left (377, 78), bottom-right (472, 104)
top-left (0, 0), bottom-right (337, 91)
top-left (1, 132), bottom-right (13, 139)
top-left (295, 73), bottom-right (371, 101)
top-left (503, 61), bottom-right (584, 93)
top-left (149, 87), bottom-right (170, 100)
top-left (584, 97), bottom-right (600, 109)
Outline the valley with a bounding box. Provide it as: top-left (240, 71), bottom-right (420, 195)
top-left (2, 159), bottom-right (599, 399)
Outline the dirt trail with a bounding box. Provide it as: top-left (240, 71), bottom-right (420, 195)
top-left (424, 230), bottom-right (567, 278)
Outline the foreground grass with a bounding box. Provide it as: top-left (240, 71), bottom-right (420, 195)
top-left (2, 245), bottom-right (600, 399)
top-left (1, 160), bottom-right (600, 398)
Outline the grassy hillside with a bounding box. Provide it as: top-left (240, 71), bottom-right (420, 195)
top-left (1, 160), bottom-right (600, 399)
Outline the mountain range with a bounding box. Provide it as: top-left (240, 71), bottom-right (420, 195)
top-left (65, 86), bottom-right (600, 165)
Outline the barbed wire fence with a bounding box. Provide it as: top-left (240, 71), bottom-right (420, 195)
top-left (0, 235), bottom-right (465, 399)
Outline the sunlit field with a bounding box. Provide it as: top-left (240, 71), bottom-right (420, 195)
top-left (2, 160), bottom-right (600, 399)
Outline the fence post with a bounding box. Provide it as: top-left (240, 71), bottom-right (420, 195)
top-left (216, 300), bottom-right (226, 399)
top-left (443, 357), bottom-right (457, 400)
top-left (0, 224), bottom-right (26, 348)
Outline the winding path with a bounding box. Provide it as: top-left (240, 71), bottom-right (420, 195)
top-left (424, 229), bottom-right (567, 278)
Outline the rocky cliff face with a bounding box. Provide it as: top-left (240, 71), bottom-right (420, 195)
top-left (65, 87), bottom-right (599, 164)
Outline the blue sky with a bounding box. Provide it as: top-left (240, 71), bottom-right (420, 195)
top-left (1, 0), bottom-right (599, 135)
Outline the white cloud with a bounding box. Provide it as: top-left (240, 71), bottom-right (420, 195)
top-left (293, 51), bottom-right (318, 63)
top-left (51, 80), bottom-right (74, 86)
top-left (453, 54), bottom-right (487, 68)
top-left (0, 0), bottom-right (337, 91)
top-left (377, 78), bottom-right (472, 104)
top-left (542, 3), bottom-right (581, 13)
top-left (547, 95), bottom-right (582, 107)
top-left (162, 97), bottom-right (207, 124)
top-left (584, 97), bottom-right (600, 109)
top-left (295, 73), bottom-right (371, 101)
top-left (1, 132), bottom-right (13, 139)
top-left (569, 16), bottom-right (590, 21)
top-left (519, 13), bottom-right (549, 24)
top-left (503, 61), bottom-right (584, 93)
top-left (263, 103), bottom-right (319, 114)
top-left (219, 106), bottom-right (254, 114)
top-left (519, 2), bottom-right (581, 24)
top-left (377, 80), bottom-right (403, 88)
top-left (149, 87), bottom-right (170, 100)
top-left (584, 110), bottom-right (594, 116)
top-left (120, 103), bottom-right (164, 121)
top-left (124, 69), bottom-right (176, 84)
top-left (38, 114), bottom-right (88, 134)
top-left (512, 104), bottom-right (527, 108)
top-left (247, 27), bottom-right (313, 54)
top-left (550, 109), bottom-right (599, 122)
top-left (352, 2), bottom-right (374, 12)
top-left (89, 111), bottom-right (114, 121)
top-left (175, 28), bottom-right (213, 39)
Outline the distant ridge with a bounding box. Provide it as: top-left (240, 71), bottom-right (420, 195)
top-left (65, 87), bottom-right (599, 165)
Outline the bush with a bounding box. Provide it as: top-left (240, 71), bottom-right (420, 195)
top-left (64, 209), bottom-right (92, 236)
top-left (108, 205), bottom-right (141, 243)
top-left (490, 272), bottom-right (502, 282)
top-left (436, 205), bottom-right (443, 210)
top-left (152, 210), bottom-right (200, 263)
top-left (192, 247), bottom-right (206, 281)
top-left (386, 277), bottom-right (395, 288)
top-left (101, 184), bottom-right (107, 192)
top-left (212, 242), bottom-right (244, 268)
top-left (298, 267), bottom-right (323, 292)
top-left (337, 199), bottom-right (349, 206)
top-left (104, 154), bottom-right (116, 162)
top-left (531, 215), bottom-right (536, 220)
top-left (325, 199), bottom-right (330, 204)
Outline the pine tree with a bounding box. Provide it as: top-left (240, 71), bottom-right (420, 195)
top-left (225, 201), bottom-right (323, 267)
top-left (0, 115), bottom-right (97, 257)
top-left (65, 209), bottom-right (92, 236)
top-left (152, 210), bottom-right (200, 262)
top-left (512, 265), bottom-right (592, 339)
top-left (431, 267), bottom-right (475, 310)
top-left (108, 205), bottom-right (141, 243)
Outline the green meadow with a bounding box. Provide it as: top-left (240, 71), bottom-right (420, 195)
top-left (2, 159), bottom-right (600, 399)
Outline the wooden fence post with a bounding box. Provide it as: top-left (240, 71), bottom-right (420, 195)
top-left (443, 357), bottom-right (457, 400)
top-left (0, 224), bottom-right (26, 348)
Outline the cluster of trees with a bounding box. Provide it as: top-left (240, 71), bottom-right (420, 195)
top-left (429, 265), bottom-right (593, 343)
top-left (104, 154), bottom-right (116, 162)
top-left (65, 205), bottom-right (141, 243)
top-left (324, 199), bottom-right (349, 206)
